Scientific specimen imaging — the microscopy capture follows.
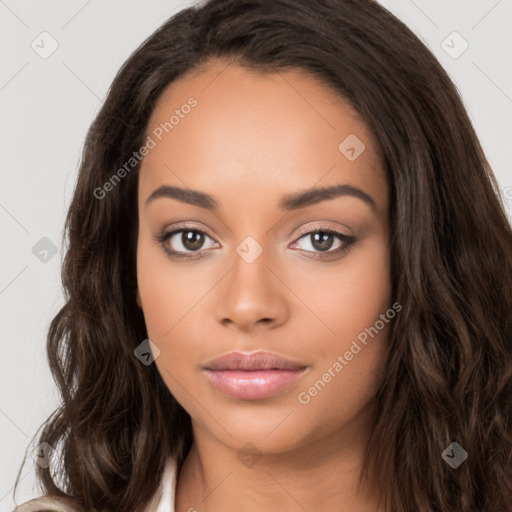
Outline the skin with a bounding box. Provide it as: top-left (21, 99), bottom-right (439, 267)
top-left (136, 60), bottom-right (392, 512)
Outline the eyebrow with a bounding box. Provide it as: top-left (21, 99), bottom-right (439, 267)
top-left (144, 184), bottom-right (376, 211)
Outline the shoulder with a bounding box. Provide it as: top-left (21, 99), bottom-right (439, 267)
top-left (14, 456), bottom-right (178, 512)
top-left (14, 495), bottom-right (80, 512)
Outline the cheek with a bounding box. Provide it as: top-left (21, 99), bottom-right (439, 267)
top-left (293, 239), bottom-right (392, 414)
top-left (298, 237), bottom-right (391, 355)
top-left (296, 329), bottom-right (388, 442)
top-left (136, 233), bottom-right (207, 343)
top-left (136, 240), bottom-right (172, 343)
top-left (137, 259), bottom-right (199, 406)
top-left (136, 236), bottom-right (209, 402)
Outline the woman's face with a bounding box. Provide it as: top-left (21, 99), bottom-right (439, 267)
top-left (137, 62), bottom-right (392, 455)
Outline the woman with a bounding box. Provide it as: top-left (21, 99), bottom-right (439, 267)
top-left (13, 0), bottom-right (512, 510)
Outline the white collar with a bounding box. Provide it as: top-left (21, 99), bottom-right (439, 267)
top-left (148, 456), bottom-right (177, 512)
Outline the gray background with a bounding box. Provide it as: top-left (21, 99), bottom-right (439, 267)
top-left (1, 0), bottom-right (511, 509)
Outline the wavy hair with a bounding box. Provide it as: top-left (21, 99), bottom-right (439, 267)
top-left (14, 0), bottom-right (512, 510)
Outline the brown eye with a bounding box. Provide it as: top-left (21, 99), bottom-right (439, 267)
top-left (157, 228), bottom-right (218, 259)
top-left (181, 230), bottom-right (206, 251)
top-left (309, 231), bottom-right (336, 252)
top-left (290, 227), bottom-right (356, 260)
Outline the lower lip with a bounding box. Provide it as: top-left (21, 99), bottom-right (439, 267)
top-left (203, 368), bottom-right (308, 400)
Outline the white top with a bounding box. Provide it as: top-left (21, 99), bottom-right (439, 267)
top-left (14, 456), bottom-right (178, 512)
top-left (147, 455), bottom-right (178, 511)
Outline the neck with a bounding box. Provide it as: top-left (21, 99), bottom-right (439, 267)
top-left (175, 401), bottom-right (386, 512)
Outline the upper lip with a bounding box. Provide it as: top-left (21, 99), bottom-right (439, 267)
top-left (203, 351), bottom-right (307, 371)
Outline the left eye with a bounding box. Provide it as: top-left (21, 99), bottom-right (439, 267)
top-left (290, 229), bottom-right (355, 254)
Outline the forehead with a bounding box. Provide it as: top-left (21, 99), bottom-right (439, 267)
top-left (138, 62), bottom-right (387, 214)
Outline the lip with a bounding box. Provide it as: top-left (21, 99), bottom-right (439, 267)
top-left (202, 351), bottom-right (309, 400)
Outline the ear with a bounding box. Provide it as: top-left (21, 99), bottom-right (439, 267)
top-left (136, 289), bottom-right (142, 309)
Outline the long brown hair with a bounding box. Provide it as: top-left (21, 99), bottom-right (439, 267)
top-left (13, 0), bottom-right (512, 510)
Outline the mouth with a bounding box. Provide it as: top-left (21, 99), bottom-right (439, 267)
top-left (202, 351), bottom-right (309, 400)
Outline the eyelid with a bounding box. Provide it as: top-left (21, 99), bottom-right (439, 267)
top-left (162, 221), bottom-right (217, 239)
top-left (159, 221), bottom-right (351, 244)
top-left (293, 222), bottom-right (352, 239)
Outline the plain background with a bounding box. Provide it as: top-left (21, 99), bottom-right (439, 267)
top-left (1, 0), bottom-right (511, 509)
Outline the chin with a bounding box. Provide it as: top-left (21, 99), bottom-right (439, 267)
top-left (193, 400), bottom-right (322, 453)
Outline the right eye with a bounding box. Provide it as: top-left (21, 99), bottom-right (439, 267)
top-left (156, 227), bottom-right (219, 260)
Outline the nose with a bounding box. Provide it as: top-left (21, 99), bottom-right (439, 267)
top-left (216, 246), bottom-right (289, 332)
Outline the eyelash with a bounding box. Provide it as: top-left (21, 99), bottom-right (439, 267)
top-left (154, 222), bottom-right (356, 261)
